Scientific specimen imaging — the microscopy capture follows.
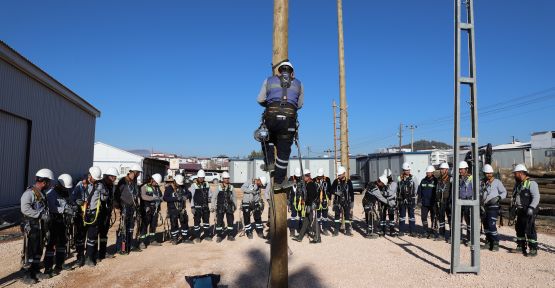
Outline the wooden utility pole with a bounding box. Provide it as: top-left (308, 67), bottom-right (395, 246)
top-left (333, 101), bottom-right (340, 174)
top-left (271, 0), bottom-right (288, 287)
top-left (337, 0), bottom-right (349, 176)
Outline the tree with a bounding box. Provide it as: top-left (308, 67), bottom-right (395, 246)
top-left (402, 140), bottom-right (452, 151)
top-left (248, 150), bottom-right (264, 159)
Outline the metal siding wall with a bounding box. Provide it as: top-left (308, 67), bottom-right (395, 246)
top-left (0, 59), bottom-right (96, 191)
top-left (0, 111), bottom-right (28, 208)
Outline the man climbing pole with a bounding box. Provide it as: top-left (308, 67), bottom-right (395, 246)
top-left (256, 60), bottom-right (304, 190)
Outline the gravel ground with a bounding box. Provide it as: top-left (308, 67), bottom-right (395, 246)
top-left (1, 193), bottom-right (554, 288)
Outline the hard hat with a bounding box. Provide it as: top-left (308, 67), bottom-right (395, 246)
top-left (222, 172), bottom-right (230, 179)
top-left (459, 161), bottom-right (469, 169)
top-left (197, 170), bottom-right (206, 178)
top-left (130, 164), bottom-right (143, 173)
top-left (105, 167), bottom-right (119, 177)
top-left (337, 166), bottom-right (346, 176)
top-left (152, 173), bottom-right (163, 184)
top-left (316, 168), bottom-right (325, 177)
top-left (259, 176), bottom-right (268, 186)
top-left (175, 175), bottom-right (185, 185)
top-left (89, 166), bottom-right (102, 181)
top-left (57, 174), bottom-right (73, 189)
top-left (383, 169), bottom-right (392, 177)
top-left (36, 168), bottom-right (54, 180)
top-left (379, 175), bottom-right (389, 185)
top-left (277, 61), bottom-right (294, 71)
top-left (402, 162), bottom-right (411, 170)
top-left (426, 165), bottom-right (435, 173)
top-left (512, 164), bottom-right (528, 173)
top-left (294, 168), bottom-right (302, 177)
top-left (303, 169), bottom-right (311, 175)
top-left (439, 163), bottom-right (450, 169)
top-left (482, 164), bottom-right (494, 173)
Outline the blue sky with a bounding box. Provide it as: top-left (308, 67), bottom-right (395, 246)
top-left (2, 0), bottom-right (554, 157)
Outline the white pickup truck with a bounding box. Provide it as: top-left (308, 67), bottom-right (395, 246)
top-left (189, 171), bottom-right (221, 183)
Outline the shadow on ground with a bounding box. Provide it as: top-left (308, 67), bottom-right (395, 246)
top-left (233, 248), bottom-right (324, 288)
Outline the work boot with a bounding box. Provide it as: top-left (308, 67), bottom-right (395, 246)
top-left (21, 271), bottom-right (38, 285)
top-left (273, 179), bottom-right (292, 191)
top-left (139, 242), bottom-right (147, 250)
top-left (77, 257), bottom-right (85, 267)
top-left (36, 270), bottom-right (53, 280)
top-left (491, 242), bottom-right (500, 252)
top-left (390, 231), bottom-right (399, 237)
top-left (377, 230), bottom-right (385, 237)
top-left (528, 248), bottom-right (538, 257)
top-left (85, 257), bottom-right (95, 267)
top-left (345, 229), bottom-right (353, 236)
top-left (257, 231), bottom-right (265, 239)
top-left (204, 236), bottom-right (213, 242)
top-left (194, 238), bottom-right (201, 244)
top-left (247, 232), bottom-right (253, 239)
top-left (310, 238), bottom-right (321, 244)
top-left (293, 235), bottom-right (303, 242)
top-left (171, 239), bottom-right (179, 245)
top-left (398, 232), bottom-right (405, 237)
top-left (409, 232), bottom-right (417, 238)
top-left (481, 240), bottom-right (491, 250)
top-left (367, 233), bottom-right (378, 239)
top-left (150, 240), bottom-right (162, 246)
top-left (289, 228), bottom-right (296, 238)
top-left (216, 236), bottom-right (223, 243)
top-left (321, 228), bottom-right (329, 236)
top-left (53, 266), bottom-right (64, 275)
top-left (182, 236), bottom-right (193, 244)
top-left (227, 235), bottom-right (235, 241)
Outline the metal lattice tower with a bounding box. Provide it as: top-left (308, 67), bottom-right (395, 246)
top-left (451, 0), bottom-right (481, 274)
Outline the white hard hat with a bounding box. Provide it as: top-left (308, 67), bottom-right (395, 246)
top-left (105, 167), bottom-right (119, 177)
top-left (130, 164), bottom-right (143, 173)
top-left (337, 166), bottom-right (346, 176)
top-left (89, 166), bottom-right (102, 181)
top-left (277, 61), bottom-right (294, 71)
top-left (294, 167), bottom-right (302, 177)
top-left (482, 164), bottom-right (494, 173)
top-left (383, 169), bottom-right (392, 177)
top-left (197, 170), bottom-right (206, 178)
top-left (222, 172), bottom-right (230, 179)
top-left (426, 165), bottom-right (435, 173)
top-left (36, 168), bottom-right (54, 180)
top-left (152, 173), bottom-right (162, 184)
top-left (402, 162), bottom-right (411, 170)
top-left (304, 169), bottom-right (311, 175)
top-left (459, 161), bottom-right (469, 169)
top-left (512, 164), bottom-right (528, 173)
top-left (57, 174), bottom-right (73, 189)
top-left (259, 176), bottom-right (268, 186)
top-left (317, 168), bottom-right (325, 177)
top-left (379, 175), bottom-right (389, 185)
top-left (175, 175), bottom-right (185, 185)
top-left (439, 163), bottom-right (450, 169)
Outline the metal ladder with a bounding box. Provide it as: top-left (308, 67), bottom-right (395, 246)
top-left (451, 0), bottom-right (481, 274)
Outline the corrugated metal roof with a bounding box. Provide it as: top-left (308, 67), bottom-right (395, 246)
top-left (492, 142), bottom-right (531, 150)
top-left (0, 40), bottom-right (100, 117)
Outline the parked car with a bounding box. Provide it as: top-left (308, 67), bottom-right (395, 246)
top-left (189, 171), bottom-right (221, 183)
top-left (350, 174), bottom-right (365, 194)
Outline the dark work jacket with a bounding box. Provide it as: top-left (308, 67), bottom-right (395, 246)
top-left (418, 176), bottom-right (437, 207)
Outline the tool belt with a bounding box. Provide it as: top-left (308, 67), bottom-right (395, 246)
top-left (265, 102), bottom-right (297, 117)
